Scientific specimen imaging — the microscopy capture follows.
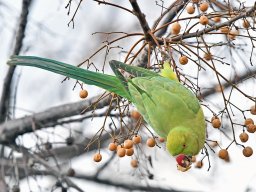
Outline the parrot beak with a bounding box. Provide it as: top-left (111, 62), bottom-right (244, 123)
top-left (176, 154), bottom-right (192, 172)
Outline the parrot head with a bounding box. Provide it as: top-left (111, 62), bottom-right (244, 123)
top-left (166, 126), bottom-right (199, 156)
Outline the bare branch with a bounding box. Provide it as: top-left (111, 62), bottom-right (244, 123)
top-left (201, 68), bottom-right (256, 98)
top-left (0, 95), bottom-right (111, 144)
top-left (0, 0), bottom-right (33, 123)
top-left (129, 0), bottom-right (151, 41)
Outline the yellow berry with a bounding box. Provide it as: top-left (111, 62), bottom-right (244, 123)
top-left (239, 132), bottom-right (249, 143)
top-left (108, 143), bottom-right (117, 151)
top-left (126, 148), bottom-right (134, 156)
top-left (172, 22), bottom-right (181, 35)
top-left (191, 156), bottom-right (196, 162)
top-left (147, 138), bottom-right (156, 147)
top-left (212, 119), bottom-right (221, 128)
top-left (93, 153), bottom-right (102, 162)
top-left (117, 147), bottom-right (126, 157)
top-left (218, 149), bottom-right (229, 160)
top-left (124, 139), bottom-right (133, 149)
top-left (186, 5), bottom-right (195, 14)
top-left (243, 146), bottom-right (253, 157)
top-left (199, 2), bottom-right (209, 12)
top-left (179, 55), bottom-right (188, 65)
top-left (79, 90), bottom-right (88, 99)
top-left (131, 159), bottom-right (138, 168)
top-left (132, 135), bottom-right (141, 144)
top-left (199, 15), bottom-right (209, 25)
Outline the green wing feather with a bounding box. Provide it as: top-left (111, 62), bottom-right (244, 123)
top-left (129, 76), bottom-right (204, 138)
top-left (8, 55), bottom-right (132, 100)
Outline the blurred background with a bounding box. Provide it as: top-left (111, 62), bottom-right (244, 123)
top-left (0, 0), bottom-right (256, 191)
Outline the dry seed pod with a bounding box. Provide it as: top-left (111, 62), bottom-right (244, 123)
top-left (66, 137), bottom-right (74, 146)
top-left (67, 168), bottom-right (75, 177)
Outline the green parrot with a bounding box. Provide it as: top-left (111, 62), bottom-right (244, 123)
top-left (8, 56), bottom-right (206, 170)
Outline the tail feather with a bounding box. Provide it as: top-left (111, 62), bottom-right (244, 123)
top-left (8, 55), bottom-right (131, 100)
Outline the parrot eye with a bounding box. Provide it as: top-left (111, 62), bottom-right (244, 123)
top-left (182, 144), bottom-right (186, 148)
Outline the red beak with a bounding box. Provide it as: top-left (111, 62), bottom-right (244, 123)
top-left (176, 154), bottom-right (186, 167)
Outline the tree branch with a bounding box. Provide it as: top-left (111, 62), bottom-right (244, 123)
top-left (129, 0), bottom-right (151, 41)
top-left (201, 68), bottom-right (256, 98)
top-left (0, 0), bottom-right (33, 123)
top-left (154, 0), bottom-right (190, 37)
top-left (0, 95), bottom-right (111, 144)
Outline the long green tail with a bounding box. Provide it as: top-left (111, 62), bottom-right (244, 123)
top-left (8, 55), bottom-right (132, 100)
